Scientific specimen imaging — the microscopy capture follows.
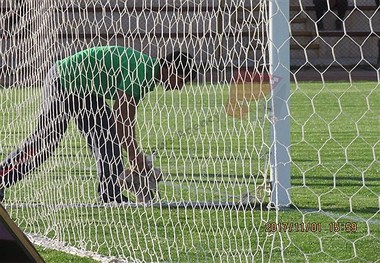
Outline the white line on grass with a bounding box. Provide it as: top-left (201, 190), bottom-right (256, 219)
top-left (28, 233), bottom-right (140, 263)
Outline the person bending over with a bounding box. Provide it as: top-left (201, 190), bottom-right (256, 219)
top-left (0, 46), bottom-right (196, 203)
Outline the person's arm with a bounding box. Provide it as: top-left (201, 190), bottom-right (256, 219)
top-left (113, 90), bottom-right (150, 172)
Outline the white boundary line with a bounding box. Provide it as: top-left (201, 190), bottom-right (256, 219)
top-left (28, 233), bottom-right (138, 263)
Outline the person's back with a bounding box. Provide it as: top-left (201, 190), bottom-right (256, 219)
top-left (57, 46), bottom-right (159, 102)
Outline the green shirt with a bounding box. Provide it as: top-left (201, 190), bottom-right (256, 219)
top-left (56, 46), bottom-right (159, 101)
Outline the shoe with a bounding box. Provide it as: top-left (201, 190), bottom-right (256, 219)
top-left (102, 194), bottom-right (129, 203)
top-left (114, 194), bottom-right (129, 203)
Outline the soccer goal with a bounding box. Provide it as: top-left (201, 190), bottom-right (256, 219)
top-left (1, 0), bottom-right (379, 262)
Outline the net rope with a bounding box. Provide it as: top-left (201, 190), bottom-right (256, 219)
top-left (0, 0), bottom-right (379, 262)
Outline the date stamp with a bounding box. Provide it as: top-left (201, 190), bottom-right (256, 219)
top-left (265, 222), bottom-right (358, 233)
top-left (265, 222), bottom-right (322, 233)
top-left (328, 222), bottom-right (358, 233)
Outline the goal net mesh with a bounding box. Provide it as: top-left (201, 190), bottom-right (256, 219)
top-left (0, 0), bottom-right (379, 262)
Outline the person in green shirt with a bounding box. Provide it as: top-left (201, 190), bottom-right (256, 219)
top-left (0, 46), bottom-right (196, 203)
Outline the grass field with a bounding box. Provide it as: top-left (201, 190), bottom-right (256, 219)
top-left (36, 247), bottom-right (98, 263)
top-left (0, 80), bottom-right (379, 262)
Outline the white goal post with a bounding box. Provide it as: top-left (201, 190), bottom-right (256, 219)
top-left (269, 0), bottom-right (291, 208)
top-left (0, 0), bottom-right (379, 262)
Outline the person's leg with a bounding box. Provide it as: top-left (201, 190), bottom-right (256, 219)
top-left (314, 0), bottom-right (328, 30)
top-left (74, 94), bottom-right (127, 203)
top-left (0, 65), bottom-right (69, 193)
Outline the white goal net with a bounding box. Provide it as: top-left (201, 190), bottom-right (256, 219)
top-left (0, 0), bottom-right (379, 262)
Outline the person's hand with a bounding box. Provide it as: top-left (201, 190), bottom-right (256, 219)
top-left (118, 167), bottom-right (163, 204)
top-left (135, 153), bottom-right (152, 173)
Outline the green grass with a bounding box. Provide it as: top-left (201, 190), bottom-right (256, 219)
top-left (0, 81), bottom-right (379, 262)
top-left (36, 247), bottom-right (98, 263)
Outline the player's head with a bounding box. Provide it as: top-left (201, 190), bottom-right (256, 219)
top-left (158, 51), bottom-right (197, 90)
